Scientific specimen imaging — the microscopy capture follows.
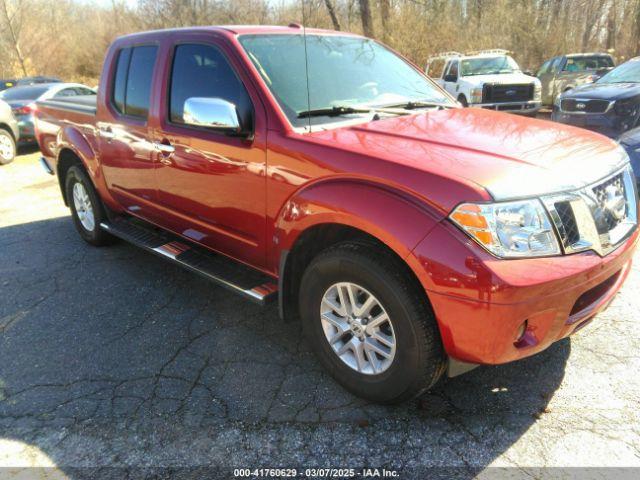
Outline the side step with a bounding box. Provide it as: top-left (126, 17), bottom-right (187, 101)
top-left (100, 218), bottom-right (277, 305)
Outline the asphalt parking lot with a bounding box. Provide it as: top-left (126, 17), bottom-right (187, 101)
top-left (1, 146), bottom-right (639, 478)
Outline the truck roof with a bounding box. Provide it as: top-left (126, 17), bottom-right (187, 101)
top-left (116, 24), bottom-right (356, 42)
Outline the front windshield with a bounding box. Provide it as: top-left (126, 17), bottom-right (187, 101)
top-left (460, 56), bottom-right (520, 76)
top-left (239, 34), bottom-right (452, 128)
top-left (597, 60), bottom-right (640, 84)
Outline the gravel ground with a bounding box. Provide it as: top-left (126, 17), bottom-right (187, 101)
top-left (0, 150), bottom-right (639, 479)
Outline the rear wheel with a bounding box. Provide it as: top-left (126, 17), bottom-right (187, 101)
top-left (65, 165), bottom-right (115, 246)
top-left (0, 129), bottom-right (16, 165)
top-left (299, 242), bottom-right (446, 403)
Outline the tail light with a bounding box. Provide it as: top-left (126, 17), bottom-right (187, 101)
top-left (12, 103), bottom-right (37, 116)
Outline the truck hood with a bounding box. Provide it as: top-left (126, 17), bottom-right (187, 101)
top-left (310, 108), bottom-right (627, 204)
top-left (461, 72), bottom-right (539, 87)
top-left (565, 81), bottom-right (640, 100)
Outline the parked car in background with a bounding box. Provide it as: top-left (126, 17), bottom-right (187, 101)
top-left (0, 83), bottom-right (95, 144)
top-left (0, 79), bottom-right (16, 91)
top-left (537, 53), bottom-right (615, 106)
top-left (34, 26), bottom-right (637, 403)
top-left (0, 99), bottom-right (19, 164)
top-left (15, 76), bottom-right (62, 86)
top-left (618, 127), bottom-right (640, 186)
top-left (552, 57), bottom-right (640, 137)
top-left (426, 50), bottom-right (541, 115)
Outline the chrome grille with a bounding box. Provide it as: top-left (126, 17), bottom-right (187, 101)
top-left (560, 98), bottom-right (611, 114)
top-left (543, 166), bottom-right (637, 257)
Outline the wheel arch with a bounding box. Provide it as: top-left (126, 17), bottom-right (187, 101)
top-left (0, 122), bottom-right (16, 140)
top-left (274, 179), bottom-right (442, 322)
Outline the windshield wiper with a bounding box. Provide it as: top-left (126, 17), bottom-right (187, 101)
top-left (385, 100), bottom-right (451, 110)
top-left (297, 105), bottom-right (373, 118)
top-left (297, 104), bottom-right (412, 119)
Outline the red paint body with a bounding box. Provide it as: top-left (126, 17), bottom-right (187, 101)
top-left (35, 26), bottom-right (638, 366)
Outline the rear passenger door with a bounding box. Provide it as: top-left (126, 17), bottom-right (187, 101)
top-left (152, 38), bottom-right (268, 268)
top-left (98, 44), bottom-right (162, 219)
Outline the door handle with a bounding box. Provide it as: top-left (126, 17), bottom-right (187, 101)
top-left (100, 127), bottom-right (115, 140)
top-left (154, 141), bottom-right (175, 155)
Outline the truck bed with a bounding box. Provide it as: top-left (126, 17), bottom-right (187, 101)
top-left (35, 95), bottom-right (98, 163)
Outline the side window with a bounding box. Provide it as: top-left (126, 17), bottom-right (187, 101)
top-left (169, 43), bottom-right (253, 130)
top-left (76, 87), bottom-right (96, 96)
top-left (54, 88), bottom-right (78, 97)
top-left (112, 48), bottom-right (131, 114)
top-left (111, 45), bottom-right (158, 118)
top-left (448, 60), bottom-right (459, 79)
top-left (126, 46), bottom-right (158, 118)
top-left (549, 57), bottom-right (562, 73)
top-left (537, 60), bottom-right (551, 76)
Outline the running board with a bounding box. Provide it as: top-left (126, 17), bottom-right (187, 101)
top-left (100, 219), bottom-right (277, 305)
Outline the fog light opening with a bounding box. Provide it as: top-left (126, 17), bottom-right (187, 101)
top-left (515, 320), bottom-right (528, 343)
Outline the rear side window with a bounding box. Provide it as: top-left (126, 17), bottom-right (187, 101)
top-left (168, 43), bottom-right (252, 129)
top-left (111, 45), bottom-right (158, 118)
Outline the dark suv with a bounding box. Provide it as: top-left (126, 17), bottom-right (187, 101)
top-left (552, 57), bottom-right (640, 137)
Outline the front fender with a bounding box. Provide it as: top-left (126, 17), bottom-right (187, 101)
top-left (273, 179), bottom-right (443, 269)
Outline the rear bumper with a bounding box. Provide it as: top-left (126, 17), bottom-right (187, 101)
top-left (411, 220), bottom-right (639, 365)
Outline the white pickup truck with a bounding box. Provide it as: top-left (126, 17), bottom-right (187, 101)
top-left (426, 50), bottom-right (541, 115)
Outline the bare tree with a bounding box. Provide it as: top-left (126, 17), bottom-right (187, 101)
top-left (0, 0), bottom-right (28, 76)
top-left (358, 0), bottom-right (374, 37)
top-left (324, 0), bottom-right (341, 30)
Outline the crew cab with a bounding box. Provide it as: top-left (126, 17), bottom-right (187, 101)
top-left (426, 50), bottom-right (541, 114)
top-left (35, 26), bottom-right (638, 403)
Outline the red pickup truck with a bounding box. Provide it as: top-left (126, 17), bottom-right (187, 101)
top-left (35, 26), bottom-right (638, 403)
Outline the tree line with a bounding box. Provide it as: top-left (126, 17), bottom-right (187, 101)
top-left (0, 0), bottom-right (638, 85)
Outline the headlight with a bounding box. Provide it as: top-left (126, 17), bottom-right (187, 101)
top-left (533, 83), bottom-right (541, 101)
top-left (450, 200), bottom-right (561, 258)
top-left (470, 87), bottom-right (483, 104)
top-left (614, 99), bottom-right (639, 117)
top-left (554, 94), bottom-right (562, 108)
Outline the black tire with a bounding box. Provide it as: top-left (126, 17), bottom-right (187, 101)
top-left (0, 128), bottom-right (16, 165)
top-left (299, 242), bottom-right (446, 404)
top-left (457, 95), bottom-right (468, 107)
top-left (65, 165), bottom-right (115, 246)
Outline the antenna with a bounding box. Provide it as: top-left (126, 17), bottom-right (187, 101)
top-left (301, 0), bottom-right (312, 132)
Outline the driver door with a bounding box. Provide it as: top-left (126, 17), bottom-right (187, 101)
top-left (152, 38), bottom-right (268, 268)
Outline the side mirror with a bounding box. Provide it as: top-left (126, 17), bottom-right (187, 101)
top-left (183, 97), bottom-right (241, 134)
top-left (443, 74), bottom-right (457, 83)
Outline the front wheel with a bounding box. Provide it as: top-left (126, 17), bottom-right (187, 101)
top-left (0, 129), bottom-right (16, 165)
top-left (299, 243), bottom-right (446, 403)
top-left (65, 165), bottom-right (115, 246)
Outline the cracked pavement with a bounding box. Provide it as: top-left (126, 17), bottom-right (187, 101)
top-left (0, 151), bottom-right (639, 478)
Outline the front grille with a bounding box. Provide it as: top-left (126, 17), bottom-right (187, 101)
top-left (554, 201), bottom-right (580, 245)
top-left (544, 167), bottom-right (637, 257)
top-left (560, 98), bottom-right (610, 114)
top-left (592, 173), bottom-right (627, 231)
top-left (482, 83), bottom-right (534, 103)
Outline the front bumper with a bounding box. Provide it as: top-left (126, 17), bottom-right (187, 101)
top-left (471, 100), bottom-right (541, 114)
top-left (552, 107), bottom-right (635, 138)
top-left (410, 220), bottom-right (639, 365)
